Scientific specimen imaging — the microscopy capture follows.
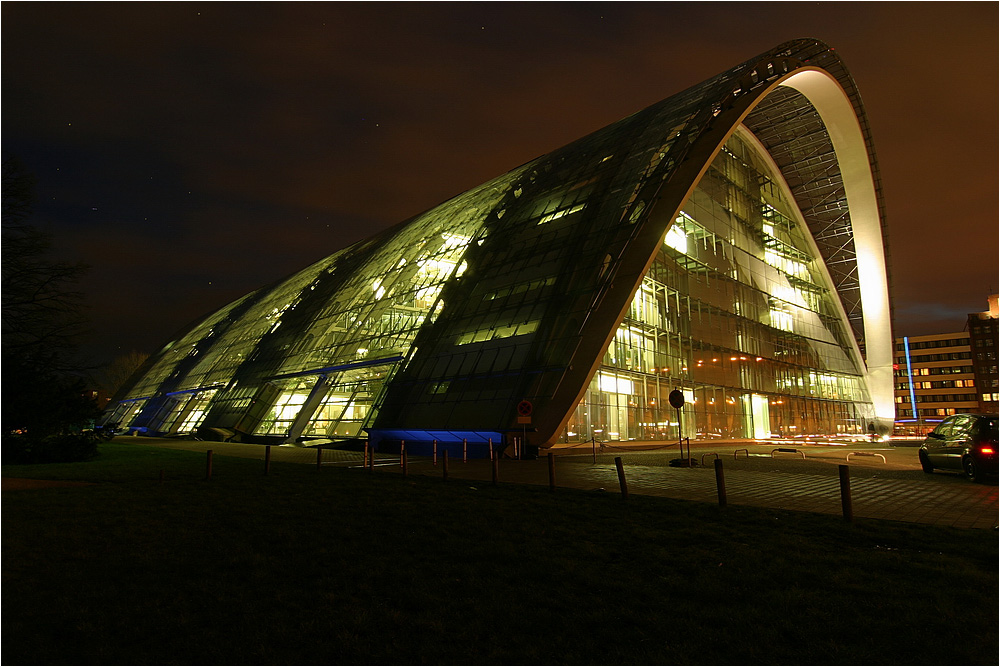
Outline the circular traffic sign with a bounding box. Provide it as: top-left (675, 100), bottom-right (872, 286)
top-left (516, 400), bottom-right (533, 417)
top-left (668, 389), bottom-right (685, 409)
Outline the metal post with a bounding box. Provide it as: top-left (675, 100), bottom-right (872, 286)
top-left (402, 443), bottom-right (408, 477)
top-left (264, 445), bottom-right (271, 475)
top-left (363, 440), bottom-right (368, 468)
top-left (491, 454), bottom-right (498, 485)
top-left (400, 440), bottom-right (405, 468)
top-left (368, 441), bottom-right (374, 472)
top-left (463, 438), bottom-right (467, 463)
top-left (488, 437), bottom-right (493, 461)
top-left (839, 464), bottom-right (853, 522)
top-left (205, 450), bottom-right (213, 480)
top-left (676, 407), bottom-right (683, 465)
top-left (316, 445), bottom-right (322, 469)
top-left (443, 450), bottom-right (449, 481)
top-left (614, 456), bottom-right (629, 500)
top-left (548, 453), bottom-right (556, 491)
top-left (433, 439), bottom-right (438, 466)
top-left (714, 458), bottom-right (727, 507)
top-left (592, 435), bottom-right (597, 464)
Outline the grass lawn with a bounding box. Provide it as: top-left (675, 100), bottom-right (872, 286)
top-left (3, 441), bottom-right (997, 665)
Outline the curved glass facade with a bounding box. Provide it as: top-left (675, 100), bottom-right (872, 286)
top-left (562, 129), bottom-right (872, 443)
top-left (104, 38), bottom-right (893, 450)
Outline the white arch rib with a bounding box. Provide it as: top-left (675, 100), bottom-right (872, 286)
top-left (774, 69), bottom-right (895, 428)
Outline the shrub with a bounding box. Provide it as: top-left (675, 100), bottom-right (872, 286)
top-left (2, 431), bottom-right (99, 464)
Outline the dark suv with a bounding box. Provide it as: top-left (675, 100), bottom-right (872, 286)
top-left (919, 413), bottom-right (997, 483)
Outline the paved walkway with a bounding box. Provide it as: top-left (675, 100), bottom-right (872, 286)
top-left (115, 436), bottom-right (998, 530)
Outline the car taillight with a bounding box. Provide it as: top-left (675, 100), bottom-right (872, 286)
top-left (981, 447), bottom-right (995, 455)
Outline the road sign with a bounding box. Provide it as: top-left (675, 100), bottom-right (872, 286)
top-left (668, 389), bottom-right (685, 409)
top-left (516, 400), bottom-right (533, 417)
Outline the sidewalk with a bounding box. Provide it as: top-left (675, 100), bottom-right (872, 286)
top-left (123, 436), bottom-right (998, 530)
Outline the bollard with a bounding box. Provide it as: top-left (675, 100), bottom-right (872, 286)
top-left (592, 436), bottom-right (597, 464)
top-left (433, 439), bottom-right (438, 466)
top-left (316, 445), bottom-right (323, 469)
top-left (614, 456), bottom-right (629, 500)
top-left (368, 441), bottom-right (374, 472)
top-left (400, 440), bottom-right (405, 468)
top-left (402, 443), bottom-right (408, 476)
top-left (463, 438), bottom-right (468, 463)
top-left (491, 454), bottom-right (498, 485)
top-left (264, 445), bottom-right (271, 475)
top-left (363, 440), bottom-right (368, 468)
top-left (839, 464), bottom-right (853, 522)
top-left (443, 450), bottom-right (449, 481)
top-left (206, 450), bottom-right (213, 480)
top-left (548, 453), bottom-right (556, 492)
top-left (714, 458), bottom-right (727, 507)
top-left (488, 437), bottom-right (493, 461)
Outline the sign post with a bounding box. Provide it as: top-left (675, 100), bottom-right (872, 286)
top-left (668, 389), bottom-right (686, 465)
top-left (516, 400), bottom-right (533, 460)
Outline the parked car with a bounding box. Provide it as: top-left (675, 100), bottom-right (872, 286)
top-left (918, 414), bottom-right (997, 483)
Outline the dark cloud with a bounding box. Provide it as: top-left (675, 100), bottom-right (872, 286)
top-left (3, 2), bottom-right (996, 366)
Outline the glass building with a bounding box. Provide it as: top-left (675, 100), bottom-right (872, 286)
top-left (104, 39), bottom-right (895, 454)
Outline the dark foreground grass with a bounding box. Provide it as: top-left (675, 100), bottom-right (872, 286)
top-left (3, 442), bottom-right (997, 665)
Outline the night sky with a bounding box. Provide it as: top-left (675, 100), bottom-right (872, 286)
top-left (3, 2), bottom-right (997, 369)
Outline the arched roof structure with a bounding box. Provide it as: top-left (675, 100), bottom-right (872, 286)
top-left (108, 39), bottom-right (893, 450)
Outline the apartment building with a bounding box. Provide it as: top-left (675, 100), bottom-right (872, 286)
top-left (895, 296), bottom-right (999, 435)
top-left (968, 294), bottom-right (999, 413)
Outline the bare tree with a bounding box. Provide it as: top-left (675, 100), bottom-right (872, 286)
top-left (2, 158), bottom-right (98, 443)
top-left (2, 158), bottom-right (89, 373)
top-left (101, 350), bottom-right (150, 396)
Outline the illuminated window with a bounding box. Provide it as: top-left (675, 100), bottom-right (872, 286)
top-left (538, 203), bottom-right (586, 225)
top-left (769, 306), bottom-right (794, 332)
top-left (664, 225), bottom-right (688, 253)
top-left (597, 372), bottom-right (635, 395)
top-left (456, 321), bottom-right (539, 345)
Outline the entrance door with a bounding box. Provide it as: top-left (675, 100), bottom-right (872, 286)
top-left (742, 394), bottom-right (771, 439)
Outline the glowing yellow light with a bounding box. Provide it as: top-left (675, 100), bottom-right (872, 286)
top-left (664, 225), bottom-right (688, 253)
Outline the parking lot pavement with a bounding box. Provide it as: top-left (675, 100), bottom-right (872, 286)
top-left (386, 444), bottom-right (998, 530)
top-left (118, 437), bottom-right (998, 529)
top-left (543, 458), bottom-right (999, 529)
